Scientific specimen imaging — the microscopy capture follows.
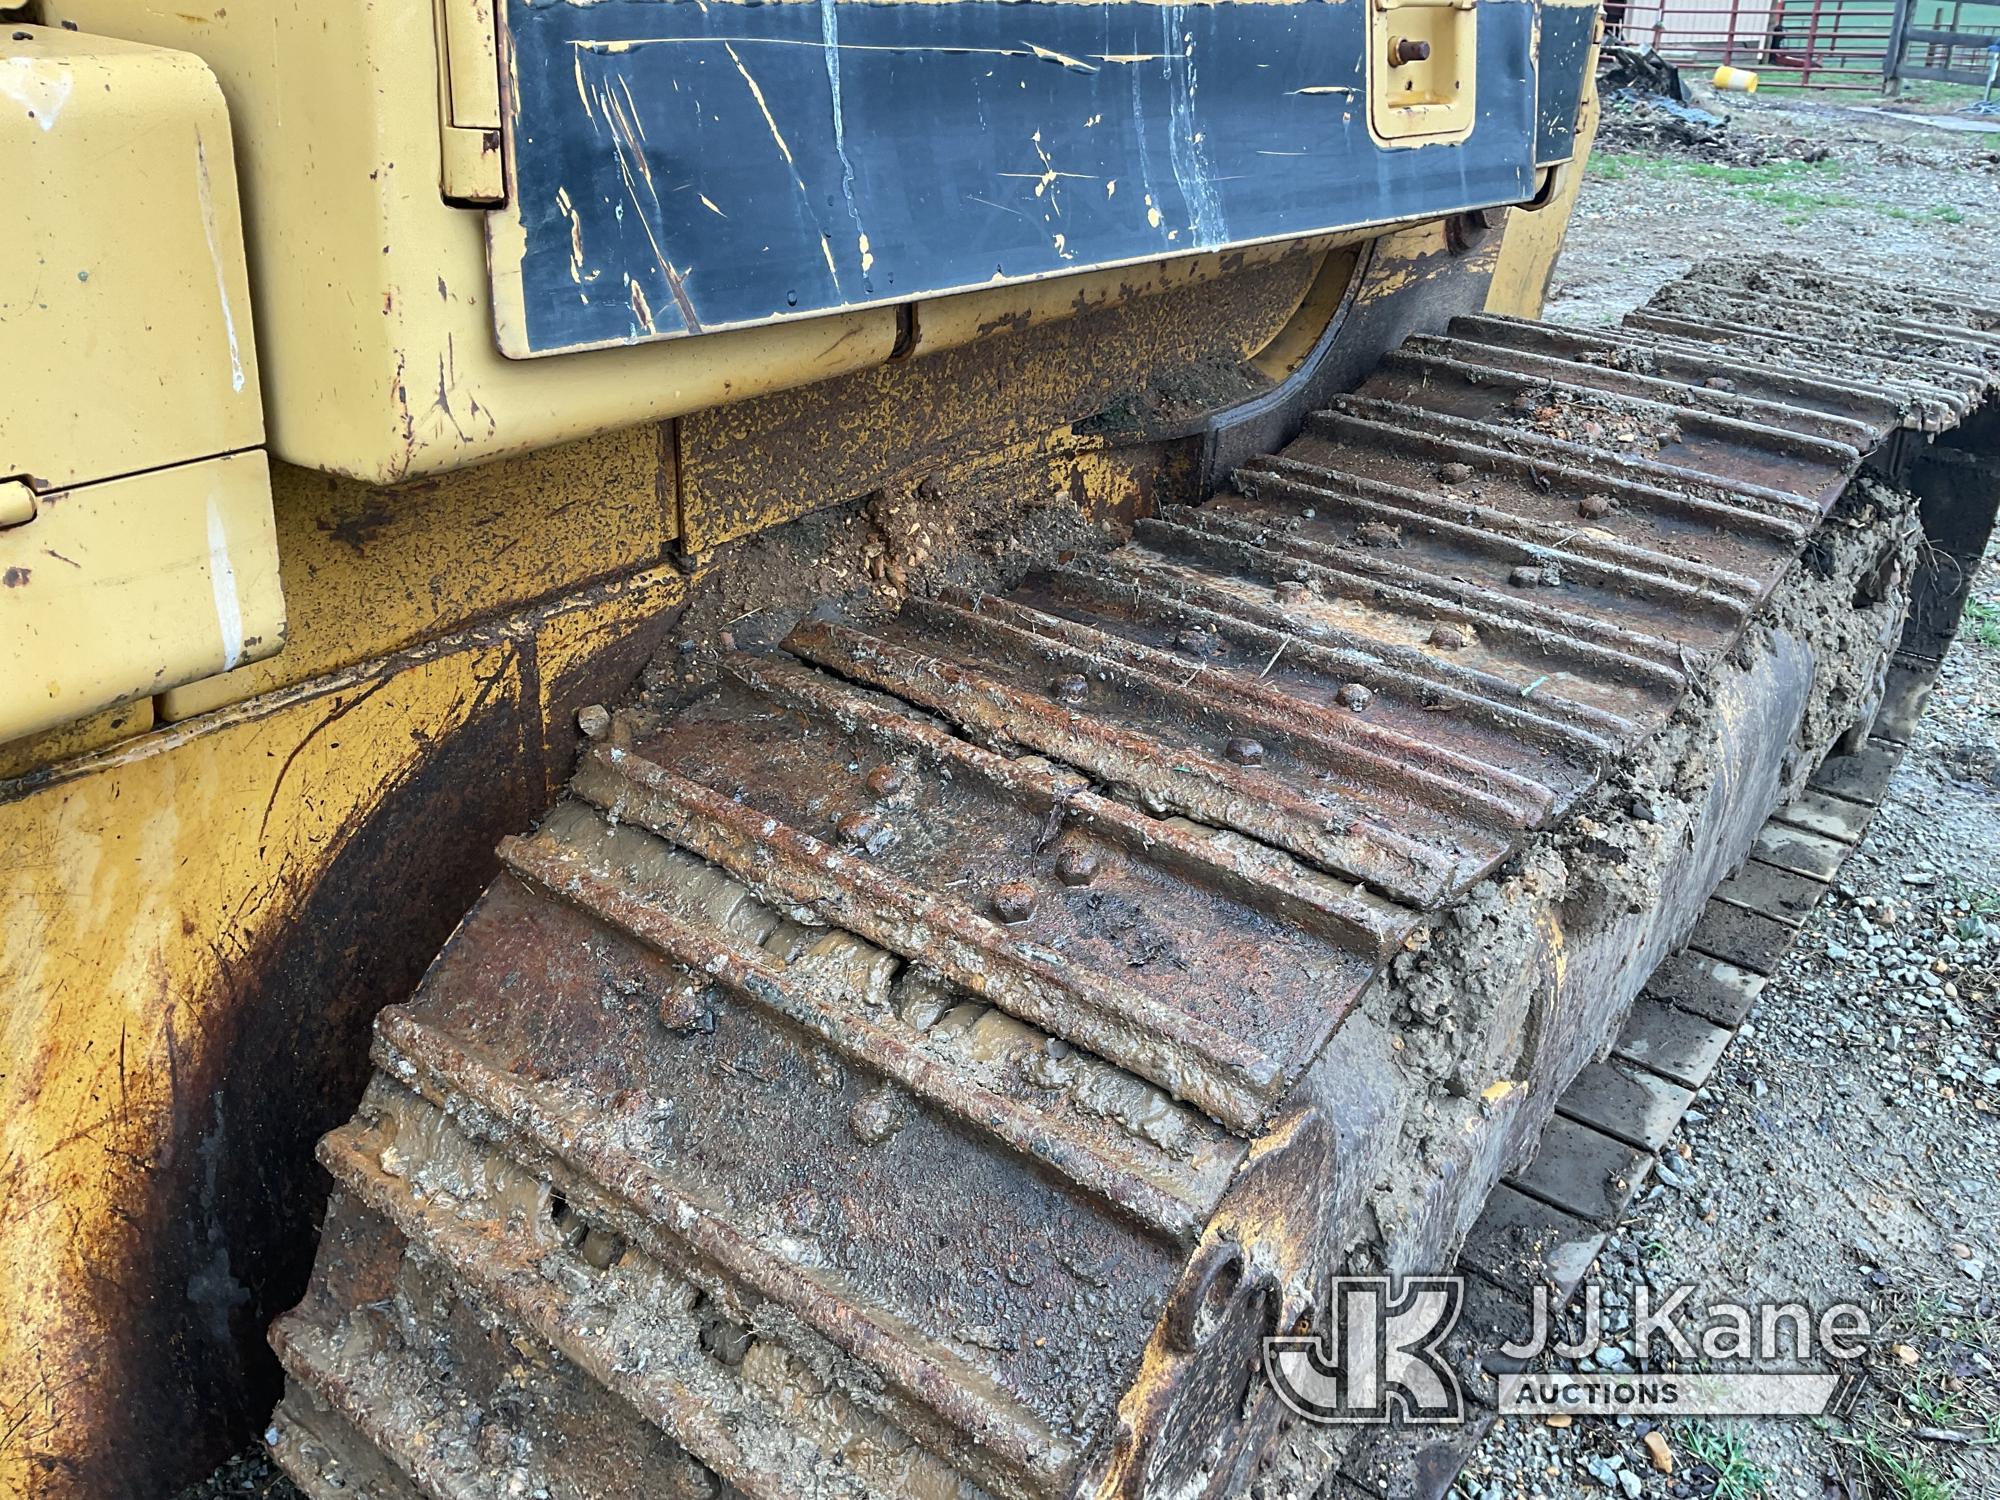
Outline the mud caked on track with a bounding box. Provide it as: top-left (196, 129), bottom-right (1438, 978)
top-left (268, 257), bottom-right (2000, 1500)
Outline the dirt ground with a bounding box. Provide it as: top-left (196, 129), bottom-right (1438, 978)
top-left (179, 89), bottom-right (2000, 1500)
top-left (1456, 91), bottom-right (2000, 1500)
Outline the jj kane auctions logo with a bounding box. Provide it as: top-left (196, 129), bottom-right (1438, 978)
top-left (1266, 1276), bottom-right (1866, 1424)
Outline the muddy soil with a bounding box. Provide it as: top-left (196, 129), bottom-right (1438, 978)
top-left (1450, 95), bottom-right (2000, 1500)
top-left (1551, 91), bottom-right (1998, 329)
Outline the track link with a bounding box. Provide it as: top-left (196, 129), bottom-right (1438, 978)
top-left (269, 260), bottom-right (1999, 1500)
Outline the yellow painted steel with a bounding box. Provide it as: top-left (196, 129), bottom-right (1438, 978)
top-left (0, 27), bottom-right (263, 487)
top-left (1, 453), bottom-right (286, 742)
top-left (44, 0), bottom-right (898, 485)
top-left (1366, 0), bottom-right (1480, 145)
top-left (1485, 20), bottom-right (1600, 319)
top-left (158, 425), bottom-right (678, 719)
top-left (0, 700), bottom-right (156, 784)
top-left (0, 27), bottom-right (283, 744)
top-left (0, 562), bottom-right (687, 1497)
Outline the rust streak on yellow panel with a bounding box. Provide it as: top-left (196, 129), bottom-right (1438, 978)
top-left (0, 563), bottom-right (686, 1497)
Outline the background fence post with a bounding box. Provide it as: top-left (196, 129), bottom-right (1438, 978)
top-left (1884, 0), bottom-right (1914, 92)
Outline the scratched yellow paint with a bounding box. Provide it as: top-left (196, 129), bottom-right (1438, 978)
top-left (0, 28), bottom-right (286, 744)
top-left (157, 427), bottom-right (676, 720)
top-left (0, 641), bottom-right (509, 1490)
top-left (0, 701), bottom-right (155, 783)
top-left (48, 0), bottom-right (897, 484)
top-left (1486, 35), bottom-right (1601, 319)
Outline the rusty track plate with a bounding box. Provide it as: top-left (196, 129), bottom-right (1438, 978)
top-left (272, 259), bottom-right (1999, 1500)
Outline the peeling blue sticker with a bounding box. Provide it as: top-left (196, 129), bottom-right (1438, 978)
top-left (498, 0), bottom-right (1571, 355)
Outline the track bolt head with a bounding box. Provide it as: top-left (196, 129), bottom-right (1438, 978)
top-left (1389, 35), bottom-right (1432, 64)
top-left (1510, 563), bottom-right (1555, 588)
top-left (1055, 843), bottom-right (1102, 887)
top-left (993, 880), bottom-right (1040, 923)
top-left (1578, 493), bottom-right (1616, 520)
top-left (1438, 461), bottom-right (1474, 485)
top-left (660, 982), bottom-right (716, 1035)
top-left (1355, 521), bottom-right (1402, 548)
top-left (1223, 736), bottom-right (1265, 766)
top-left (576, 703), bottom-right (612, 741)
top-left (850, 1084), bottom-right (906, 1144)
top-left (836, 811), bottom-right (884, 848)
top-left (1704, 376), bottom-right (1737, 392)
top-left (1335, 683), bottom-right (1374, 711)
top-left (865, 763), bottom-right (908, 801)
top-left (1429, 623), bottom-right (1470, 649)
top-left (1050, 672), bottom-right (1090, 705)
top-left (1274, 579), bottom-right (1309, 605)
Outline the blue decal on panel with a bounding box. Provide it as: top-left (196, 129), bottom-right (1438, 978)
top-left (1535, 4), bottom-right (1600, 165)
top-left (500, 0), bottom-right (1543, 355)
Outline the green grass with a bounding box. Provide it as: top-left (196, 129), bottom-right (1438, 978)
top-left (1675, 1419), bottom-right (1773, 1499)
top-left (1964, 598), bottom-right (2000, 648)
top-left (1854, 1431), bottom-right (1959, 1500)
top-left (1905, 1383), bottom-right (1977, 1431)
top-left (1585, 152), bottom-right (1869, 224)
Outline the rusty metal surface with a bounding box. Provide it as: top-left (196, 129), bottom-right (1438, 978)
top-left (273, 260), bottom-right (2000, 1499)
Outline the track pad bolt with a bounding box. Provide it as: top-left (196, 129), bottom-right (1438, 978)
top-left (1273, 579), bottom-right (1310, 605)
top-left (1055, 843), bottom-right (1102, 887)
top-left (1335, 683), bottom-right (1374, 711)
top-left (993, 880), bottom-right (1040, 923)
top-left (1578, 493), bottom-right (1617, 520)
top-left (865, 763), bottom-right (908, 800)
top-left (850, 1084), bottom-right (907, 1144)
top-left (1223, 736), bottom-right (1265, 766)
top-left (1050, 672), bottom-right (1090, 705)
top-left (1437, 461), bottom-right (1474, 484)
top-left (576, 703), bottom-right (612, 740)
top-left (1389, 36), bottom-right (1432, 65)
top-left (660, 983), bottom-right (716, 1034)
top-left (836, 811), bottom-right (885, 849)
top-left (1429, 623), bottom-right (1470, 649)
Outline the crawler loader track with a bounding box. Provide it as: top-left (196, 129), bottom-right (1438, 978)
top-left (271, 259), bottom-right (2000, 1500)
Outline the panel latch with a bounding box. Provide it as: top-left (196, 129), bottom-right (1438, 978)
top-left (1369, 0), bottom-right (1479, 145)
top-left (435, 0), bottom-right (506, 204)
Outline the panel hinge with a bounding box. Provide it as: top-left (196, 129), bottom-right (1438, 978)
top-left (435, 0), bottom-right (506, 205)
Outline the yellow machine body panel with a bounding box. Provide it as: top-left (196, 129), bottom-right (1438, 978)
top-left (0, 27), bottom-right (283, 743)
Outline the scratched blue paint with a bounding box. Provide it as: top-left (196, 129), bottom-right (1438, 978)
top-left (498, 0), bottom-right (1585, 356)
top-left (1534, 3), bottom-right (1599, 165)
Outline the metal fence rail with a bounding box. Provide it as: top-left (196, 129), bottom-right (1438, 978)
top-left (1611, 0), bottom-right (1900, 88)
top-left (1610, 0), bottom-right (1999, 90)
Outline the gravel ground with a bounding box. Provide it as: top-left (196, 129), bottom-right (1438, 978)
top-left (176, 91), bottom-right (2000, 1500)
top-left (1453, 93), bottom-right (2000, 1500)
